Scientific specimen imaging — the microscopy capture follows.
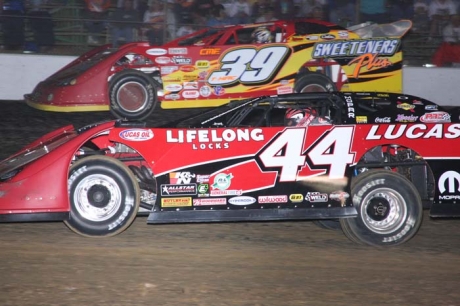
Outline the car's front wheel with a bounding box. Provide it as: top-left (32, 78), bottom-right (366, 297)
top-left (65, 156), bottom-right (140, 237)
top-left (340, 170), bottom-right (423, 246)
top-left (109, 69), bottom-right (158, 120)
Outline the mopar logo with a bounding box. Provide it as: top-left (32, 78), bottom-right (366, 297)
top-left (438, 171), bottom-right (460, 193)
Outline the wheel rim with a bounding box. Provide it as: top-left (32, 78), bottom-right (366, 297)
top-left (299, 84), bottom-right (328, 92)
top-left (73, 174), bottom-right (122, 222)
top-left (116, 81), bottom-right (148, 113)
top-left (360, 188), bottom-right (407, 234)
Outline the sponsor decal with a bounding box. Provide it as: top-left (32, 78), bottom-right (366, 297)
top-left (277, 86), bottom-right (293, 95)
top-left (166, 128), bottom-right (264, 150)
top-left (168, 48), bottom-right (187, 54)
top-left (198, 71), bottom-right (208, 79)
top-left (180, 65), bottom-right (195, 72)
top-left (183, 82), bottom-right (198, 90)
top-left (165, 84), bottom-right (183, 92)
top-left (438, 171), bottom-right (460, 200)
top-left (161, 197), bottom-right (192, 207)
top-left (212, 173), bottom-right (233, 190)
top-left (182, 90), bottom-right (199, 99)
top-left (320, 34), bottom-right (335, 40)
top-left (344, 95), bottom-right (355, 118)
top-left (228, 196), bottom-right (256, 206)
top-left (377, 93), bottom-right (390, 97)
top-left (258, 195), bottom-right (288, 204)
top-left (412, 100), bottom-right (423, 105)
top-left (193, 198), bottom-right (227, 206)
top-left (420, 112), bottom-right (451, 123)
top-left (162, 76), bottom-right (181, 82)
top-left (289, 194), bottom-right (304, 203)
top-left (338, 31), bottom-right (349, 38)
top-left (169, 172), bottom-right (196, 184)
top-left (210, 189), bottom-right (242, 196)
top-left (155, 56), bottom-right (171, 64)
top-left (356, 116), bottom-right (367, 123)
top-left (196, 174), bottom-right (210, 183)
top-left (397, 102), bottom-right (415, 112)
top-left (366, 123), bottom-right (460, 140)
top-left (196, 60), bottom-right (210, 69)
top-left (172, 56), bottom-right (192, 65)
top-left (395, 114), bottom-right (418, 122)
top-left (161, 184), bottom-right (197, 196)
top-left (305, 192), bottom-right (328, 203)
top-left (397, 96), bottom-right (408, 100)
top-left (348, 53), bottom-right (393, 78)
top-left (306, 35), bottom-right (319, 41)
top-left (160, 66), bottom-right (178, 74)
top-left (197, 183), bottom-right (209, 196)
top-left (375, 117), bottom-right (391, 123)
top-left (164, 94), bottom-right (181, 100)
top-left (119, 129), bottom-right (154, 141)
top-left (329, 191), bottom-right (349, 201)
top-left (313, 39), bottom-right (399, 58)
top-left (425, 105), bottom-right (438, 111)
top-left (182, 74), bottom-right (197, 82)
top-left (146, 48), bottom-right (167, 56)
top-left (199, 48), bottom-right (220, 56)
top-left (200, 85), bottom-right (212, 97)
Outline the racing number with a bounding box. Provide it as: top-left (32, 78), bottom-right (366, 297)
top-left (258, 127), bottom-right (355, 181)
top-left (208, 47), bottom-right (290, 86)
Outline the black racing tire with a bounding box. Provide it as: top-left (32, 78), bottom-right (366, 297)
top-left (294, 73), bottom-right (337, 93)
top-left (313, 220), bottom-right (341, 231)
top-left (65, 156), bottom-right (140, 237)
top-left (109, 69), bottom-right (158, 120)
top-left (340, 170), bottom-right (423, 247)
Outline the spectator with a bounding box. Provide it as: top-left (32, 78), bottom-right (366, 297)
top-left (143, 0), bottom-right (165, 45)
top-left (165, 0), bottom-right (177, 40)
top-left (27, 0), bottom-right (55, 53)
top-left (191, 0), bottom-right (214, 25)
top-left (432, 13), bottom-right (460, 66)
top-left (84, 0), bottom-right (112, 45)
top-left (1, 0), bottom-right (25, 50)
top-left (411, 0), bottom-right (429, 33)
top-left (174, 0), bottom-right (195, 28)
top-left (308, 5), bottom-right (326, 20)
top-left (273, 0), bottom-right (295, 20)
top-left (255, 5), bottom-right (277, 22)
top-left (329, 0), bottom-right (357, 26)
top-left (251, 0), bottom-right (270, 20)
top-left (428, 0), bottom-right (457, 38)
top-left (388, 0), bottom-right (414, 21)
top-left (227, 0), bottom-right (252, 24)
top-left (109, 0), bottom-right (140, 47)
top-left (176, 16), bottom-right (194, 36)
top-left (206, 4), bottom-right (232, 26)
top-left (358, 0), bottom-right (388, 23)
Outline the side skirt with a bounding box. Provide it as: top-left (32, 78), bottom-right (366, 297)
top-left (0, 212), bottom-right (69, 223)
top-left (147, 207), bottom-right (357, 224)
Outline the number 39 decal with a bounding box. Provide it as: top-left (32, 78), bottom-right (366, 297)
top-left (207, 46), bottom-right (291, 86)
top-left (258, 127), bottom-right (355, 182)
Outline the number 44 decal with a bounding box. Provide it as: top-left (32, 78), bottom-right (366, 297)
top-left (207, 46), bottom-right (290, 86)
top-left (258, 127), bottom-right (355, 181)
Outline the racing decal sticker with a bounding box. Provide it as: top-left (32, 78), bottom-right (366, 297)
top-left (312, 39), bottom-right (400, 58)
top-left (214, 86), bottom-right (225, 96)
top-left (161, 184), bottom-right (197, 196)
top-left (172, 56), bottom-right (192, 65)
top-left (146, 48), bottom-right (167, 56)
top-left (165, 84), bottom-right (183, 92)
top-left (395, 114), bottom-right (418, 122)
top-left (197, 183), bottom-right (209, 197)
top-left (305, 192), bottom-right (328, 203)
top-left (438, 171), bottom-right (460, 200)
top-left (212, 173), bottom-right (233, 190)
top-left (375, 117), bottom-right (391, 123)
top-left (119, 129), bottom-right (154, 141)
top-left (193, 198), bottom-right (227, 206)
top-left (289, 194), bottom-right (304, 203)
top-left (168, 48), bottom-right (187, 54)
top-left (161, 197), bottom-right (192, 207)
top-left (180, 65), bottom-right (195, 72)
top-left (258, 195), bottom-right (288, 204)
top-left (183, 82), bottom-right (198, 90)
top-left (155, 56), bottom-right (171, 64)
top-left (196, 60), bottom-right (210, 69)
top-left (169, 172), bottom-right (196, 184)
top-left (228, 196), bottom-right (256, 205)
top-left (356, 116), bottom-right (367, 123)
top-left (207, 46), bottom-right (291, 86)
top-left (199, 48), bottom-right (220, 56)
top-left (160, 66), bottom-right (179, 74)
top-left (182, 90), bottom-right (200, 99)
top-left (277, 86), bottom-right (293, 95)
top-left (200, 85), bottom-right (212, 97)
top-left (397, 102), bottom-right (415, 112)
top-left (344, 95), bottom-right (355, 118)
top-left (366, 124), bottom-right (460, 140)
top-left (420, 112), bottom-right (451, 123)
top-left (196, 174), bottom-right (210, 183)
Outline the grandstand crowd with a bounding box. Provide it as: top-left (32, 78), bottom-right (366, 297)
top-left (0, 0), bottom-right (460, 66)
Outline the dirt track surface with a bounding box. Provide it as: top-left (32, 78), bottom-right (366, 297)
top-left (1, 101), bottom-right (460, 306)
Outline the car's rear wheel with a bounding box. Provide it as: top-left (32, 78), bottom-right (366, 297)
top-left (109, 69), bottom-right (158, 120)
top-left (340, 170), bottom-right (423, 247)
top-left (65, 156), bottom-right (140, 237)
top-left (294, 73), bottom-right (336, 93)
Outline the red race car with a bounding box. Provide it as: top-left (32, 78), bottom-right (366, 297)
top-left (25, 19), bottom-right (411, 120)
top-left (2, 91), bottom-right (460, 246)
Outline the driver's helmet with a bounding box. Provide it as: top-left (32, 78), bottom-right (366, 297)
top-left (252, 27), bottom-right (272, 44)
top-left (285, 108), bottom-right (318, 126)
